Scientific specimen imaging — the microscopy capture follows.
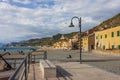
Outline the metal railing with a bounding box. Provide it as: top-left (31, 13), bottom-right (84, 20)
top-left (8, 51), bottom-right (47, 80)
top-left (31, 51), bottom-right (47, 63)
top-left (8, 53), bottom-right (31, 80)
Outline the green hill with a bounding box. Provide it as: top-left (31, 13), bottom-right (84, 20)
top-left (8, 32), bottom-right (78, 47)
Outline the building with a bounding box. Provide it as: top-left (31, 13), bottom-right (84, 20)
top-left (82, 36), bottom-right (88, 52)
top-left (95, 26), bottom-right (120, 50)
top-left (71, 33), bottom-right (79, 42)
top-left (82, 33), bottom-right (95, 52)
top-left (88, 33), bottom-right (95, 51)
top-left (81, 29), bottom-right (95, 52)
top-left (53, 35), bottom-right (72, 49)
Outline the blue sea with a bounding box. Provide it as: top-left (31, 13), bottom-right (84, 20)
top-left (0, 47), bottom-right (38, 53)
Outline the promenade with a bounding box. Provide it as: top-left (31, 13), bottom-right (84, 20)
top-left (47, 50), bottom-right (120, 75)
top-left (28, 50), bottom-right (120, 80)
top-left (1, 50), bottom-right (120, 80)
top-left (55, 62), bottom-right (120, 80)
top-left (28, 61), bottom-right (120, 80)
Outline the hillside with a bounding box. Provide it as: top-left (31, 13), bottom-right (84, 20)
top-left (7, 32), bottom-right (78, 47)
top-left (93, 13), bottom-right (120, 31)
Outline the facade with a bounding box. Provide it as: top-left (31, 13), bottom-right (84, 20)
top-left (82, 33), bottom-right (95, 52)
top-left (88, 33), bottom-right (95, 51)
top-left (53, 35), bottom-right (72, 49)
top-left (71, 33), bottom-right (79, 42)
top-left (82, 29), bottom-right (95, 52)
top-left (95, 26), bottom-right (120, 50)
top-left (53, 40), bottom-right (73, 49)
top-left (53, 26), bottom-right (120, 51)
top-left (82, 36), bottom-right (88, 52)
top-left (53, 33), bottom-right (80, 50)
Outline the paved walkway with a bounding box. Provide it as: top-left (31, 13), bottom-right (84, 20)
top-left (55, 62), bottom-right (120, 80)
top-left (28, 62), bottom-right (120, 80)
top-left (28, 63), bottom-right (42, 80)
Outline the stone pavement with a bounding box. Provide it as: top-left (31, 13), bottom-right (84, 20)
top-left (28, 62), bottom-right (120, 80)
top-left (54, 62), bottom-right (120, 80)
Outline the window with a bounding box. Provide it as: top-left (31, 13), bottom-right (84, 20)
top-left (117, 31), bottom-right (120, 36)
top-left (96, 36), bottom-right (98, 39)
top-left (105, 34), bottom-right (107, 38)
top-left (112, 45), bottom-right (114, 49)
top-left (118, 45), bottom-right (120, 49)
top-left (101, 35), bottom-right (102, 39)
top-left (111, 32), bottom-right (114, 37)
top-left (103, 45), bottom-right (105, 49)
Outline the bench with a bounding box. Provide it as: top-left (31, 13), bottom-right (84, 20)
top-left (39, 60), bottom-right (56, 79)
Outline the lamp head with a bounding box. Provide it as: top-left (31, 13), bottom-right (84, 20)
top-left (69, 22), bottom-right (74, 27)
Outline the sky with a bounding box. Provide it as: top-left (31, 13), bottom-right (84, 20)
top-left (0, 0), bottom-right (120, 43)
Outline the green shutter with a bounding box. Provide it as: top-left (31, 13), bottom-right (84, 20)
top-left (96, 36), bottom-right (98, 39)
top-left (118, 45), bottom-right (120, 49)
top-left (112, 45), bottom-right (114, 49)
top-left (118, 31), bottom-right (120, 36)
top-left (101, 35), bottom-right (102, 39)
top-left (105, 34), bottom-right (107, 38)
top-left (117, 31), bottom-right (119, 36)
top-left (111, 32), bottom-right (114, 37)
top-left (103, 45), bottom-right (105, 49)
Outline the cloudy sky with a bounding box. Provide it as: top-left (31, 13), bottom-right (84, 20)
top-left (0, 0), bottom-right (120, 43)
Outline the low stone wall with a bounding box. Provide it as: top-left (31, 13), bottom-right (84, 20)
top-left (40, 60), bottom-right (56, 79)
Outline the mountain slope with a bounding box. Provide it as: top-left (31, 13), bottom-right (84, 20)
top-left (93, 13), bottom-right (120, 31)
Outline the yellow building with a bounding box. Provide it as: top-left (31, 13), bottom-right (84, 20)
top-left (82, 33), bottom-right (95, 52)
top-left (72, 33), bottom-right (79, 42)
top-left (95, 26), bottom-right (120, 50)
top-left (53, 35), bottom-right (72, 49)
top-left (82, 36), bottom-right (88, 52)
top-left (53, 40), bottom-right (72, 49)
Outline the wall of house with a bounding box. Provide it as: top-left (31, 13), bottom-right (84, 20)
top-left (95, 26), bottom-right (120, 50)
top-left (82, 36), bottom-right (88, 52)
top-left (53, 39), bottom-right (72, 49)
top-left (88, 33), bottom-right (95, 51)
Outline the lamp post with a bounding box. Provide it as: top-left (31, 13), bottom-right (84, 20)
top-left (69, 16), bottom-right (82, 64)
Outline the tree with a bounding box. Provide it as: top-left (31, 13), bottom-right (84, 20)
top-left (52, 33), bottom-right (62, 40)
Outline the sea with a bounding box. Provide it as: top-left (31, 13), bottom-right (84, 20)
top-left (0, 46), bottom-right (38, 53)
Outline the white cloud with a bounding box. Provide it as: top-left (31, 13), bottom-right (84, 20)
top-left (12, 0), bottom-right (31, 4)
top-left (2, 0), bottom-right (9, 3)
top-left (83, 17), bottom-right (99, 24)
top-left (0, 0), bottom-right (120, 43)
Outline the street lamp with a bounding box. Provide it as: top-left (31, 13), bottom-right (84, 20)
top-left (69, 16), bottom-right (82, 64)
